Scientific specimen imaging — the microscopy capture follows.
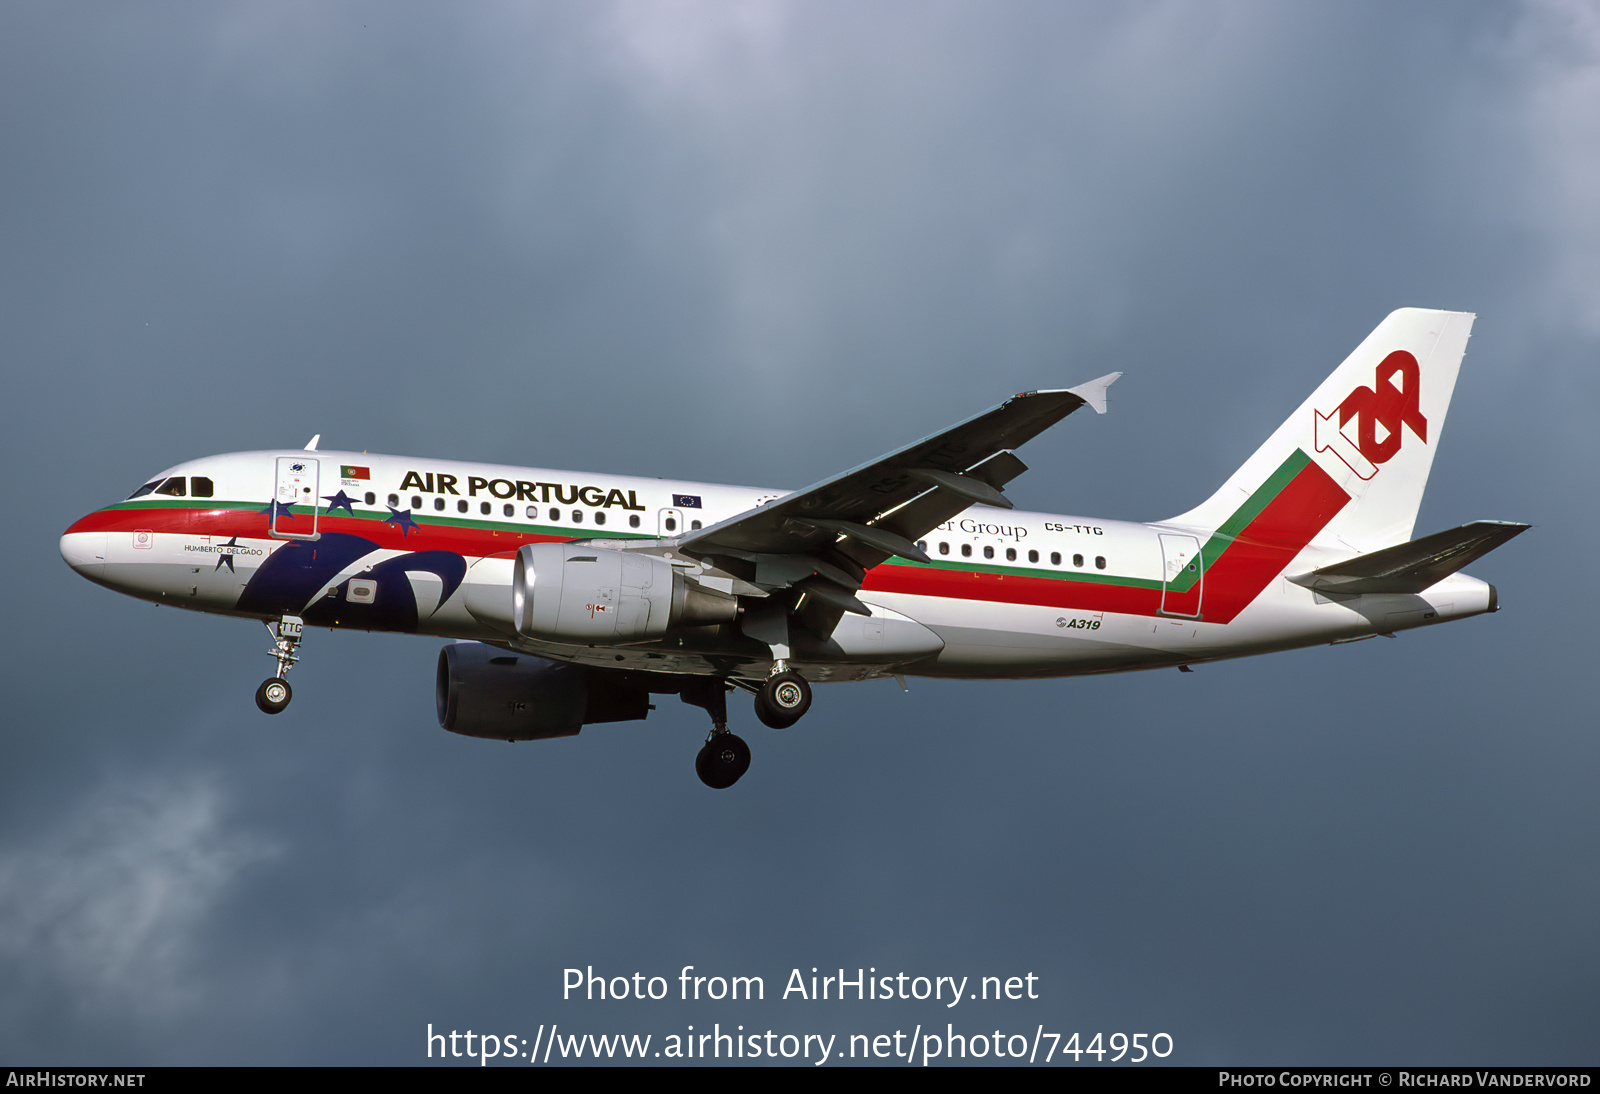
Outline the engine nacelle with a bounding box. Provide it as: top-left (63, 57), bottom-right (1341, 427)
top-left (436, 641), bottom-right (651, 741)
top-left (511, 543), bottom-right (736, 644)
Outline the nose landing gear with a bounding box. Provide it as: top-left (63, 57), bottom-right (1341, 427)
top-left (255, 615), bottom-right (303, 715)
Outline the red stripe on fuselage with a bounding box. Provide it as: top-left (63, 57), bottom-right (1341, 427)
top-left (861, 457), bottom-right (1349, 624)
top-left (63, 508), bottom-right (568, 556)
top-left (1199, 457), bottom-right (1349, 622)
top-left (862, 564), bottom-right (1164, 616)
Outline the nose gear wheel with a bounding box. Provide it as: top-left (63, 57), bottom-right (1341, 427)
top-left (255, 677), bottom-right (292, 715)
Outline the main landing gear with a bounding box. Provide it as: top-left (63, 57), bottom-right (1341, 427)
top-left (696, 732), bottom-right (751, 790)
top-left (682, 678), bottom-right (750, 790)
top-left (682, 667), bottom-right (816, 788)
top-left (753, 668), bottom-right (812, 729)
top-left (255, 615), bottom-right (303, 715)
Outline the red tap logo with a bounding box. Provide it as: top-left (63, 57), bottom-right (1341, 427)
top-left (1313, 350), bottom-right (1427, 480)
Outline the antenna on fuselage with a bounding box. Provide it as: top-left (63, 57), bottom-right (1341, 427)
top-left (304, 435), bottom-right (321, 451)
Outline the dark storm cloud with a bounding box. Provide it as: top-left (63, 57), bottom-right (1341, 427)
top-left (2, 0), bottom-right (1595, 1064)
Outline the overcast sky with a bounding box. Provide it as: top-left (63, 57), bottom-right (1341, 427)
top-left (3, 0), bottom-right (1596, 1066)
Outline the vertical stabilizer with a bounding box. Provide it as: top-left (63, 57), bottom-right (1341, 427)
top-left (1165, 309), bottom-right (1474, 553)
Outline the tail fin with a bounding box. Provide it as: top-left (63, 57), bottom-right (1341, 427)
top-left (1165, 308), bottom-right (1474, 553)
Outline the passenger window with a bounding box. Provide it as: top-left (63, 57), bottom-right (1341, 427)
top-left (364, 492), bottom-right (375, 505)
top-left (1006, 548), bottom-right (1016, 561)
top-left (549, 508), bottom-right (559, 521)
top-left (960, 544), bottom-right (972, 558)
top-left (629, 515), bottom-right (640, 528)
top-left (411, 496), bottom-right (422, 509)
top-left (572, 510), bottom-right (583, 523)
top-left (503, 504), bottom-right (513, 517)
top-left (1028, 550), bottom-right (1039, 563)
top-left (1050, 552), bottom-right (1061, 566)
top-left (664, 517), bottom-right (677, 532)
top-left (481, 502), bottom-right (491, 515)
top-left (1073, 553), bottom-right (1083, 567)
top-left (691, 520), bottom-right (701, 530)
top-left (595, 512), bottom-right (606, 526)
top-left (939, 542), bottom-right (949, 555)
top-left (1095, 556), bottom-right (1107, 570)
top-left (434, 497), bottom-right (445, 511)
top-left (457, 500), bottom-right (468, 513)
top-left (526, 506), bottom-right (537, 519)
top-left (154, 477), bottom-right (186, 497)
top-left (388, 494), bottom-right (399, 507)
top-left (191, 477), bottom-right (214, 498)
top-left (983, 546), bottom-right (994, 559)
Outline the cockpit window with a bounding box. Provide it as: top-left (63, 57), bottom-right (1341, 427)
top-left (191, 476), bottom-right (214, 498)
top-left (128, 480), bottom-right (163, 499)
top-left (154, 477), bottom-right (187, 497)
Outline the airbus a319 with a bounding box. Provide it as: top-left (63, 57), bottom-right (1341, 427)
top-left (61, 309), bottom-right (1526, 787)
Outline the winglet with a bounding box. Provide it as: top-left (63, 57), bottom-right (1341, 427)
top-left (1066, 372), bottom-right (1121, 415)
top-left (304, 435), bottom-right (321, 451)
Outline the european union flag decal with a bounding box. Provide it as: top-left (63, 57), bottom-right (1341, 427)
top-left (672, 494), bottom-right (702, 508)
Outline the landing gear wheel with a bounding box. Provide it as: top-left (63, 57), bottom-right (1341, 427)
top-left (753, 693), bottom-right (798, 729)
top-left (257, 616), bottom-right (303, 715)
top-left (255, 677), bottom-right (292, 715)
top-left (755, 671), bottom-right (811, 729)
top-left (695, 733), bottom-right (751, 789)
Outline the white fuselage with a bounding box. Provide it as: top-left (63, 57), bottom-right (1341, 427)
top-left (60, 447), bottom-right (1496, 685)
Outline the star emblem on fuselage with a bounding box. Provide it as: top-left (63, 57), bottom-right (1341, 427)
top-left (322, 489), bottom-right (358, 515)
top-left (384, 507), bottom-right (420, 537)
top-left (215, 536), bottom-right (240, 573)
top-left (258, 498), bottom-right (294, 522)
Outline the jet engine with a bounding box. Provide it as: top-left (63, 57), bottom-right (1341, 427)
top-left (511, 543), bottom-right (737, 643)
top-left (436, 641), bottom-right (653, 741)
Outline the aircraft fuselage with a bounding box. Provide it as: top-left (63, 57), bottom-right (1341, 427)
top-left (60, 446), bottom-right (1494, 685)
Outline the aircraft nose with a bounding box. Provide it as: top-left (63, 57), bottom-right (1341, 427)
top-left (60, 528), bottom-right (107, 578)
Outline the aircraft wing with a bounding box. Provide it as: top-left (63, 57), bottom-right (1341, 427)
top-left (1289, 520), bottom-right (1529, 595)
top-left (675, 376), bottom-right (1118, 621)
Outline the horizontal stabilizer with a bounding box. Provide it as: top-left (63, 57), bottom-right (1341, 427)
top-left (1289, 520), bottom-right (1529, 595)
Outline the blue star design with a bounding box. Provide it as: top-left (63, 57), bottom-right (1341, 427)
top-left (258, 498), bottom-right (294, 522)
top-left (384, 507), bottom-right (420, 537)
top-left (322, 489), bottom-right (358, 515)
top-left (215, 536), bottom-right (240, 573)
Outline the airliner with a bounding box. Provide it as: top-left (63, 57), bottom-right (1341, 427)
top-left (60, 309), bottom-right (1526, 787)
